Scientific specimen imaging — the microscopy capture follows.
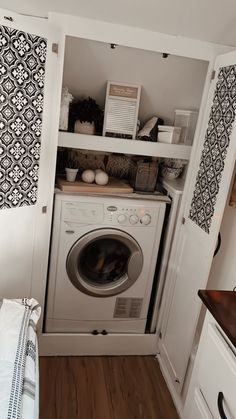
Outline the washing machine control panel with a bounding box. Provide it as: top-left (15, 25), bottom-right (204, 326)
top-left (62, 200), bottom-right (161, 227)
top-left (105, 204), bottom-right (157, 226)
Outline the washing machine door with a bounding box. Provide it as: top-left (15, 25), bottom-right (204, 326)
top-left (66, 228), bottom-right (143, 297)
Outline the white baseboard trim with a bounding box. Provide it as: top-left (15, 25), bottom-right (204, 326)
top-left (38, 332), bottom-right (158, 356)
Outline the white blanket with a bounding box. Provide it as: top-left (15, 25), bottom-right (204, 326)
top-left (0, 299), bottom-right (41, 419)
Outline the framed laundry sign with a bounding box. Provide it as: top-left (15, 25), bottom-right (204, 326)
top-left (103, 81), bottom-right (141, 139)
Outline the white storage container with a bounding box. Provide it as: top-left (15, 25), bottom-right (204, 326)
top-left (158, 125), bottom-right (181, 144)
top-left (174, 109), bottom-right (198, 145)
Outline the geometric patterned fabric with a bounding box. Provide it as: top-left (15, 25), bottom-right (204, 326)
top-left (189, 65), bottom-right (236, 233)
top-left (0, 25), bottom-right (47, 209)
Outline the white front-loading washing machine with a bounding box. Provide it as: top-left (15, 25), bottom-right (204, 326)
top-left (45, 193), bottom-right (166, 334)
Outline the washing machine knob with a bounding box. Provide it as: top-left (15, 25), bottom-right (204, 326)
top-left (117, 214), bottom-right (127, 224)
top-left (140, 214), bottom-right (151, 225)
top-left (129, 214), bottom-right (139, 225)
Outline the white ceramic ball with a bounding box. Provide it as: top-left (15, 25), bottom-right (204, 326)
top-left (95, 171), bottom-right (109, 186)
top-left (81, 169), bottom-right (95, 183)
top-left (94, 169), bottom-right (103, 174)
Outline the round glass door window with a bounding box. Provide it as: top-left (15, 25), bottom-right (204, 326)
top-left (79, 238), bottom-right (130, 285)
top-left (66, 229), bottom-right (143, 297)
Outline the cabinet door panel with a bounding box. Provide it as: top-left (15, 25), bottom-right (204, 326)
top-left (0, 9), bottom-right (59, 298)
top-left (198, 324), bottom-right (236, 419)
top-left (159, 51), bottom-right (236, 390)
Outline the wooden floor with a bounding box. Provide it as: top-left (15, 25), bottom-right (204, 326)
top-left (39, 356), bottom-right (179, 419)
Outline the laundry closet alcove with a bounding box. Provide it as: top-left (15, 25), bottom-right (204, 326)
top-left (2, 8), bottom-right (236, 417)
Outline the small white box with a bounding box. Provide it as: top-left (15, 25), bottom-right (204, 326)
top-left (174, 109), bottom-right (198, 145)
top-left (158, 125), bottom-right (181, 143)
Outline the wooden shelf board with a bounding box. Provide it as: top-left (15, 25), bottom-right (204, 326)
top-left (58, 131), bottom-right (192, 160)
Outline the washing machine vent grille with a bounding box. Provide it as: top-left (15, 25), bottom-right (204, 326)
top-left (114, 298), bottom-right (143, 318)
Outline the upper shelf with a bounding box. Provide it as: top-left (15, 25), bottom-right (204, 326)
top-left (58, 132), bottom-right (192, 160)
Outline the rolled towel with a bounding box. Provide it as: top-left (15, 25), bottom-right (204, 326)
top-left (137, 116), bottom-right (164, 142)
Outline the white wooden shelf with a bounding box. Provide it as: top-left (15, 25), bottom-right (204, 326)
top-left (58, 131), bottom-right (192, 160)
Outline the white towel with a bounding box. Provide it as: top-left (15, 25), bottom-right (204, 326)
top-left (0, 298), bottom-right (41, 419)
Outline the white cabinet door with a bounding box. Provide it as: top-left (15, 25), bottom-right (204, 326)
top-left (198, 324), bottom-right (236, 419)
top-left (158, 50), bottom-right (236, 391)
top-left (0, 9), bottom-right (60, 298)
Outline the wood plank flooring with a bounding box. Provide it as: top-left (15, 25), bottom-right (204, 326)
top-left (39, 356), bottom-right (179, 419)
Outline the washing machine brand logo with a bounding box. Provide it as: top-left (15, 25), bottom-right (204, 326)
top-left (107, 206), bottom-right (118, 212)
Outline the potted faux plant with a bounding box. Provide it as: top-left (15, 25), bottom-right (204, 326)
top-left (69, 97), bottom-right (103, 135)
top-left (65, 159), bottom-right (78, 182)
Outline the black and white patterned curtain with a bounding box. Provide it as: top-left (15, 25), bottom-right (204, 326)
top-left (0, 24), bottom-right (47, 209)
top-left (189, 65), bottom-right (236, 233)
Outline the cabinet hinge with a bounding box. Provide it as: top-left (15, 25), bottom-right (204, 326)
top-left (158, 330), bottom-right (162, 339)
top-left (42, 206), bottom-right (47, 214)
top-left (211, 70), bottom-right (216, 81)
top-left (4, 16), bottom-right (13, 22)
top-left (182, 216), bottom-right (186, 225)
top-left (52, 43), bottom-right (59, 54)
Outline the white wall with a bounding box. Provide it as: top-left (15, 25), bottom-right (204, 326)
top-left (3, 0), bottom-right (236, 47)
top-left (62, 36), bottom-right (208, 125)
top-left (208, 204), bottom-right (236, 290)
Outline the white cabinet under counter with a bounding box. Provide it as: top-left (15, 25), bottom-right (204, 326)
top-left (183, 290), bottom-right (236, 419)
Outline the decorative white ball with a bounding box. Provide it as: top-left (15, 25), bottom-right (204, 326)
top-left (94, 169), bottom-right (103, 174)
top-left (81, 169), bottom-right (95, 183)
top-left (95, 171), bottom-right (109, 186)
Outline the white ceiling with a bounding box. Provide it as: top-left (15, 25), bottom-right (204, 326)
top-left (2, 0), bottom-right (236, 47)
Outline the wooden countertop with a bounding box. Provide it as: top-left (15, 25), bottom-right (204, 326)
top-left (198, 290), bottom-right (236, 348)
